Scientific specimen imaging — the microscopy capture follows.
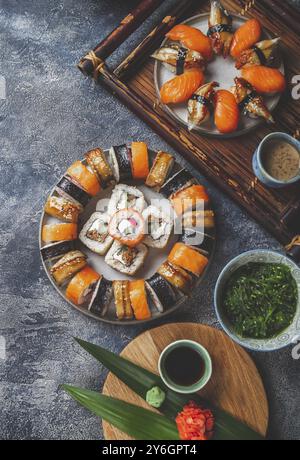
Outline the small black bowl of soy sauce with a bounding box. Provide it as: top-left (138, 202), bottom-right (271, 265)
top-left (158, 340), bottom-right (212, 394)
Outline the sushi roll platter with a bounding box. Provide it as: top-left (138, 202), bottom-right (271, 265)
top-left (40, 142), bottom-right (216, 324)
top-left (153, 1), bottom-right (285, 137)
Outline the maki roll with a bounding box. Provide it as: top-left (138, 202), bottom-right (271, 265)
top-left (66, 266), bottom-right (100, 306)
top-left (129, 280), bottom-right (151, 320)
top-left (171, 184), bottom-right (209, 215)
top-left (142, 206), bottom-right (173, 249)
top-left (56, 176), bottom-right (90, 207)
top-left (157, 261), bottom-right (192, 295)
top-left (109, 144), bottom-right (132, 182)
top-left (131, 142), bottom-right (149, 180)
top-left (146, 273), bottom-right (177, 312)
top-left (146, 151), bottom-right (174, 191)
top-left (113, 281), bottom-right (133, 320)
top-left (161, 168), bottom-right (196, 198)
top-left (179, 228), bottom-right (215, 256)
top-left (105, 241), bottom-right (148, 276)
top-left (79, 212), bottom-right (113, 255)
top-left (168, 242), bottom-right (208, 277)
top-left (108, 209), bottom-right (145, 247)
top-left (85, 148), bottom-right (115, 188)
top-left (42, 223), bottom-right (77, 243)
top-left (50, 250), bottom-right (87, 285)
top-left (41, 240), bottom-right (76, 262)
top-left (88, 277), bottom-right (113, 317)
top-left (44, 195), bottom-right (81, 223)
top-left (107, 184), bottom-right (146, 216)
top-left (67, 161), bottom-right (101, 196)
top-left (182, 209), bottom-right (215, 234)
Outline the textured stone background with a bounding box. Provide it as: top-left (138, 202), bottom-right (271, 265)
top-left (0, 0), bottom-right (299, 440)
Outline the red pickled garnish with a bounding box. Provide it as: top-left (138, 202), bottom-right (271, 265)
top-left (175, 401), bottom-right (214, 441)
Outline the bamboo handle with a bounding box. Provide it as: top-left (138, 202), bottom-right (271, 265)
top-left (78, 0), bottom-right (164, 77)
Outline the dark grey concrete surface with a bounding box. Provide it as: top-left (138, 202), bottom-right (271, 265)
top-left (0, 0), bottom-right (299, 440)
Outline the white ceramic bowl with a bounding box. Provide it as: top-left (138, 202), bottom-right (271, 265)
top-left (214, 250), bottom-right (300, 351)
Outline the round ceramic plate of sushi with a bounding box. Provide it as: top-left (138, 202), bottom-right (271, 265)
top-left (39, 143), bottom-right (216, 325)
top-left (153, 12), bottom-right (285, 138)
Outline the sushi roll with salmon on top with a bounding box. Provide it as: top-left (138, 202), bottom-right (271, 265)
top-left (50, 250), bottom-right (87, 285)
top-left (79, 212), bottom-right (113, 255)
top-left (105, 241), bottom-right (148, 276)
top-left (168, 243), bottom-right (209, 277)
top-left (42, 223), bottom-right (78, 243)
top-left (66, 266), bottom-right (100, 306)
top-left (108, 209), bottom-right (145, 248)
top-left (67, 161), bottom-right (101, 196)
top-left (130, 142), bottom-right (149, 180)
top-left (129, 280), bottom-right (151, 320)
top-left (107, 184), bottom-right (146, 216)
top-left (142, 206), bottom-right (173, 249)
top-left (157, 261), bottom-right (193, 295)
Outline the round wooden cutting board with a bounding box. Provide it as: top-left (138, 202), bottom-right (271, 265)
top-left (102, 323), bottom-right (269, 440)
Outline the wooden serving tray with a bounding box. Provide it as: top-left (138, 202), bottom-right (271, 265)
top-left (78, 0), bottom-right (300, 251)
top-left (102, 322), bottom-right (269, 440)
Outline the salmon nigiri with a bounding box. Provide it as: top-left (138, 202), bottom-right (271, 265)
top-left (208, 0), bottom-right (233, 58)
top-left (166, 24), bottom-right (213, 61)
top-left (230, 18), bottom-right (261, 58)
top-left (214, 89), bottom-right (239, 133)
top-left (160, 69), bottom-right (204, 105)
top-left (241, 65), bottom-right (286, 94)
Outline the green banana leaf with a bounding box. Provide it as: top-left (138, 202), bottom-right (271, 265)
top-left (74, 338), bottom-right (265, 440)
top-left (62, 385), bottom-right (179, 440)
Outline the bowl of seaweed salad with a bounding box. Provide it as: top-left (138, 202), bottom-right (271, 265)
top-left (214, 250), bottom-right (300, 351)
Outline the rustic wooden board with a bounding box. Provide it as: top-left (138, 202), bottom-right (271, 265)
top-left (102, 323), bottom-right (269, 440)
top-left (79, 0), bottom-right (300, 252)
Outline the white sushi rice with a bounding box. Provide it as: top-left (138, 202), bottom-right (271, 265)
top-left (107, 184), bottom-right (146, 216)
top-left (142, 205), bottom-right (173, 248)
top-left (79, 212), bottom-right (113, 255)
top-left (105, 240), bottom-right (148, 275)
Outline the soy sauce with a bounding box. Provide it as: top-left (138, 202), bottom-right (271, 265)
top-left (164, 346), bottom-right (205, 386)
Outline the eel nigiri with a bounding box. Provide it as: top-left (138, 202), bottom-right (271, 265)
top-left (208, 0), bottom-right (233, 57)
top-left (188, 81), bottom-right (218, 130)
top-left (152, 44), bottom-right (206, 75)
top-left (131, 142), bottom-right (149, 180)
top-left (241, 65), bottom-right (286, 94)
top-left (157, 261), bottom-right (192, 295)
top-left (214, 89), bottom-right (239, 133)
top-left (230, 18), bottom-right (262, 58)
top-left (44, 195), bottom-right (81, 223)
top-left (85, 148), bottom-right (115, 188)
top-left (160, 69), bottom-right (204, 105)
top-left (232, 77), bottom-right (274, 123)
top-left (113, 281), bottom-right (133, 320)
top-left (66, 266), bottom-right (100, 306)
top-left (146, 151), bottom-right (174, 190)
top-left (50, 250), bottom-right (87, 285)
top-left (235, 38), bottom-right (280, 69)
top-left (67, 161), bottom-right (101, 196)
top-left (166, 24), bottom-right (213, 61)
top-left (129, 280), bottom-right (151, 320)
top-left (168, 242), bottom-right (209, 277)
top-left (42, 223), bottom-right (77, 243)
top-left (171, 184), bottom-right (209, 215)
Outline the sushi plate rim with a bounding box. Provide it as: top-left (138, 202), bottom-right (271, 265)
top-left (39, 153), bottom-right (217, 326)
top-left (153, 12), bottom-right (284, 139)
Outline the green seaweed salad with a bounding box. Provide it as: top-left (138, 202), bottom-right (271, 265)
top-left (223, 262), bottom-right (298, 339)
